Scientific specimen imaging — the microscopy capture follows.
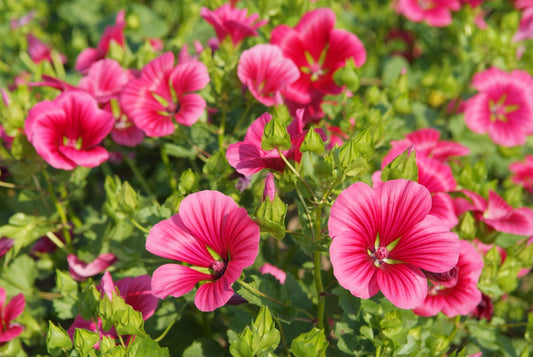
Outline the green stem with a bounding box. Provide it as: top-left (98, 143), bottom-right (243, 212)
top-left (238, 280), bottom-right (315, 320)
top-left (154, 320), bottom-right (176, 342)
top-left (121, 151), bottom-right (154, 197)
top-left (313, 205), bottom-right (326, 332)
top-left (231, 102), bottom-right (253, 137)
top-left (130, 216), bottom-right (150, 234)
top-left (277, 149), bottom-right (318, 202)
top-left (218, 110), bottom-right (226, 150)
top-left (273, 315), bottom-right (289, 356)
top-left (160, 146), bottom-right (178, 193)
top-left (42, 168), bottom-right (72, 251)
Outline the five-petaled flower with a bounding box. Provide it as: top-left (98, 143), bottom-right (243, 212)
top-left (329, 179), bottom-right (460, 309)
top-left (146, 190), bottom-right (260, 312)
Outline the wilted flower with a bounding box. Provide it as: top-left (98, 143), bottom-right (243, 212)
top-left (67, 253), bottom-right (118, 281)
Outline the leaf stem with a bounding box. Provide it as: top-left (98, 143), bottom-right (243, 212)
top-left (277, 149), bottom-right (317, 202)
top-left (313, 205), bottom-right (326, 332)
top-left (42, 168), bottom-right (72, 251)
top-left (238, 280), bottom-right (315, 320)
top-left (121, 151), bottom-right (154, 197)
top-left (154, 319), bottom-right (176, 342)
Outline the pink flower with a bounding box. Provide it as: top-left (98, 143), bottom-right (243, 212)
top-left (146, 190), bottom-right (260, 312)
top-left (329, 179), bottom-right (460, 309)
top-left (68, 272), bottom-right (157, 345)
top-left (120, 52), bottom-right (209, 137)
top-left (0, 287), bottom-right (25, 343)
top-left (25, 91), bottom-right (114, 170)
top-left (226, 110), bottom-right (322, 176)
top-left (0, 237), bottom-right (14, 258)
top-left (26, 34), bottom-right (67, 64)
top-left (464, 67), bottom-right (533, 147)
top-left (413, 240), bottom-right (483, 317)
top-left (375, 151), bottom-right (459, 228)
top-left (67, 253), bottom-right (118, 281)
top-left (270, 8), bottom-right (366, 105)
top-left (259, 263), bottom-right (286, 284)
top-left (394, 0), bottom-right (461, 27)
top-left (78, 59), bottom-right (133, 104)
top-left (470, 293), bottom-right (493, 321)
top-left (104, 102), bottom-right (145, 147)
top-left (237, 44), bottom-right (299, 106)
top-left (75, 10), bottom-right (126, 74)
top-left (513, 8), bottom-right (533, 42)
top-left (456, 189), bottom-right (533, 236)
top-left (510, 155), bottom-right (533, 193)
top-left (200, 4), bottom-right (267, 46)
top-left (383, 128), bottom-right (469, 164)
top-left (515, 0), bottom-right (533, 10)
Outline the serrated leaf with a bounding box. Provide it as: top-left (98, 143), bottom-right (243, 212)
top-left (74, 328), bottom-right (99, 357)
top-left (128, 336), bottom-right (170, 357)
top-left (47, 321), bottom-right (73, 356)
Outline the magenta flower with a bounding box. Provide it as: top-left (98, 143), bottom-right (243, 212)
top-left (0, 287), bottom-right (25, 343)
top-left (514, 8), bottom-right (533, 42)
top-left (68, 272), bottom-right (157, 345)
top-left (375, 151), bottom-right (459, 228)
top-left (270, 8), bottom-right (366, 105)
top-left (75, 10), bottom-right (126, 74)
top-left (263, 172), bottom-right (276, 201)
top-left (237, 44), bottom-right (299, 106)
top-left (226, 110), bottom-right (322, 176)
top-left (120, 52), bottom-right (209, 137)
top-left (456, 189), bottom-right (533, 236)
top-left (329, 179), bottom-right (460, 309)
top-left (464, 67), bottom-right (533, 147)
top-left (27, 34), bottom-right (67, 64)
top-left (413, 240), bottom-right (483, 317)
top-left (78, 59), bottom-right (133, 104)
top-left (67, 253), bottom-right (118, 281)
top-left (0, 237), bottom-right (14, 258)
top-left (259, 263), bottom-right (286, 284)
top-left (383, 128), bottom-right (469, 164)
top-left (146, 190), bottom-right (260, 312)
top-left (25, 91), bottom-right (114, 170)
top-left (510, 155), bottom-right (533, 194)
top-left (200, 4), bottom-right (267, 46)
top-left (394, 0), bottom-right (461, 27)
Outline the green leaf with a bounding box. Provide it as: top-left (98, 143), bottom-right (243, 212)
top-left (381, 148), bottom-right (418, 182)
top-left (262, 116), bottom-right (291, 151)
top-left (300, 128), bottom-right (325, 154)
top-left (53, 270), bottom-right (79, 319)
top-left (0, 255), bottom-right (37, 294)
top-left (128, 336), bottom-right (170, 357)
top-left (73, 328), bottom-right (100, 357)
top-left (291, 328), bottom-right (328, 357)
top-left (46, 321), bottom-right (73, 357)
top-left (183, 339), bottom-right (226, 357)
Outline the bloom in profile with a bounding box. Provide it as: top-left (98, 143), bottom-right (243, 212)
top-left (120, 52), bottom-right (209, 137)
top-left (200, 4), bottom-right (267, 46)
top-left (513, 8), bottom-right (533, 42)
top-left (270, 8), bottom-right (366, 105)
top-left (394, 0), bottom-right (461, 27)
top-left (259, 263), bottom-right (286, 284)
top-left (237, 44), bottom-right (299, 106)
top-left (146, 190), bottom-right (260, 312)
top-left (0, 287), bottom-right (25, 343)
top-left (25, 91), bottom-right (114, 170)
top-left (464, 67), bottom-right (533, 147)
top-left (329, 179), bottom-right (459, 309)
top-left (226, 110), bottom-right (322, 176)
top-left (78, 59), bottom-right (132, 104)
top-left (68, 272), bottom-right (157, 345)
top-left (383, 128), bottom-right (469, 164)
top-left (0, 237), bottom-right (14, 258)
top-left (67, 253), bottom-right (118, 281)
top-left (455, 189), bottom-right (533, 236)
top-left (510, 155), bottom-right (533, 193)
top-left (413, 240), bottom-right (483, 317)
top-left (27, 34), bottom-right (67, 64)
top-left (75, 10), bottom-right (126, 74)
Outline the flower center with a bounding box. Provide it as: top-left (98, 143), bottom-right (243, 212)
top-left (63, 136), bottom-right (82, 150)
top-left (417, 0), bottom-right (435, 10)
top-left (488, 95), bottom-right (519, 123)
top-left (210, 260), bottom-right (227, 279)
top-left (426, 267), bottom-right (460, 294)
top-left (369, 246), bottom-right (389, 267)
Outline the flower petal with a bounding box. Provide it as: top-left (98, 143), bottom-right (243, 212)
top-left (151, 264), bottom-right (211, 299)
top-left (377, 264), bottom-right (427, 309)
